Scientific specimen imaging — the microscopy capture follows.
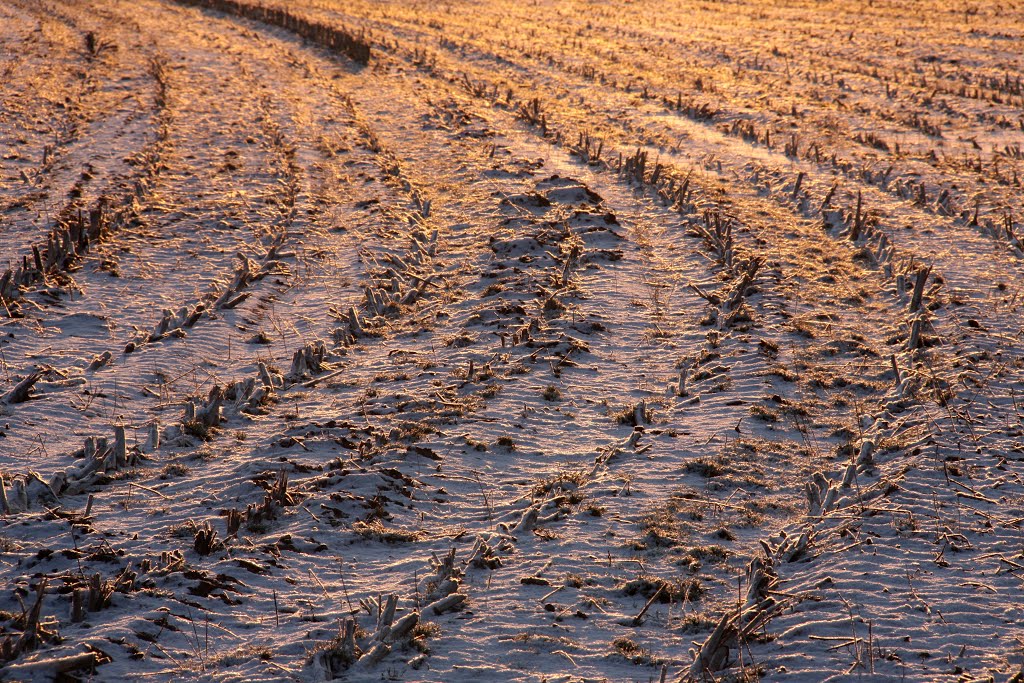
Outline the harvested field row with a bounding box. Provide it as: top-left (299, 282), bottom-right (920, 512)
top-left (1, 1), bottom-right (1023, 682)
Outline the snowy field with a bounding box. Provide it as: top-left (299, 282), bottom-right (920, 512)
top-left (1, 0), bottom-right (1024, 680)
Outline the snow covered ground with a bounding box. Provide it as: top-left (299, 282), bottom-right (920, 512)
top-left (1, 0), bottom-right (1023, 680)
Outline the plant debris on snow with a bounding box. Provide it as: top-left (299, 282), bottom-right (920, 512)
top-left (2, 0), bottom-right (1024, 681)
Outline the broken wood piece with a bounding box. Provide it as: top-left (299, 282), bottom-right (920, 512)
top-left (357, 642), bottom-right (391, 668)
top-left (388, 612), bottom-right (419, 642)
top-left (5, 370), bottom-right (42, 403)
top-left (1, 650), bottom-right (103, 677)
top-left (373, 594), bottom-right (398, 642)
top-left (88, 351), bottom-right (113, 371)
top-left (424, 592), bottom-right (466, 615)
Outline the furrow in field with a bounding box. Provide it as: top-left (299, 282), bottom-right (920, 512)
top-left (3, 1), bottom-right (1023, 681)
top-left (334, 12), bottom-right (1024, 680)
top-left (0, 0), bottom-right (164, 266)
top-left (275, 0), bottom-right (1024, 231)
top-left (0, 0), bottom-right (348, 465)
top-left (180, 8), bottom-right (951, 679)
